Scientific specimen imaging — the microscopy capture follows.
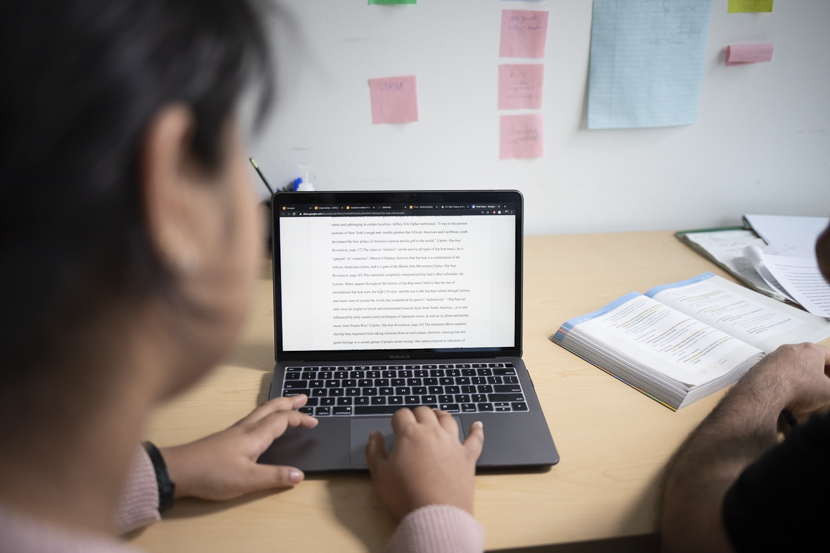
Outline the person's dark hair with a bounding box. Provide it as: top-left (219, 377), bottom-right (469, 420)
top-left (0, 0), bottom-right (273, 388)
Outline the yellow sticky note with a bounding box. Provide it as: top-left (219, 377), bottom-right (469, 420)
top-left (728, 0), bottom-right (773, 13)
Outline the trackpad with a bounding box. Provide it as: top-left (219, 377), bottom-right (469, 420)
top-left (349, 416), bottom-right (464, 468)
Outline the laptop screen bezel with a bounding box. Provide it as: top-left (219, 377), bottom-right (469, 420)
top-left (270, 190), bottom-right (523, 362)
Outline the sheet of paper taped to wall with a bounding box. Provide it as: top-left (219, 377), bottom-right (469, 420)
top-left (368, 76), bottom-right (419, 125)
top-left (587, 0), bottom-right (713, 129)
top-left (500, 113), bottom-right (543, 159)
top-left (726, 44), bottom-right (773, 65)
top-left (499, 10), bottom-right (549, 58)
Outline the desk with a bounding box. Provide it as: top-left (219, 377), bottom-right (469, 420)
top-left (131, 231), bottom-right (829, 552)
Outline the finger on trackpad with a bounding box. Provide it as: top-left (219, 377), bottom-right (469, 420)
top-left (349, 416), bottom-right (463, 468)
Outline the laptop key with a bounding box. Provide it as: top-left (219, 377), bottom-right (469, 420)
top-left (374, 379), bottom-right (389, 387)
top-left (325, 380), bottom-right (340, 388)
top-left (489, 393), bottom-right (525, 402)
top-left (493, 368), bottom-right (516, 375)
top-left (477, 385), bottom-right (494, 394)
top-left (300, 372), bottom-right (316, 380)
top-left (422, 395), bottom-right (437, 403)
top-left (472, 377), bottom-right (486, 385)
top-left (511, 402), bottom-right (529, 411)
top-left (346, 388), bottom-right (360, 396)
top-left (382, 371), bottom-right (395, 378)
top-left (321, 397), bottom-right (335, 406)
top-left (287, 367), bottom-right (302, 372)
top-left (439, 377), bottom-right (453, 386)
top-left (355, 406), bottom-right (400, 415)
top-left (495, 384), bottom-right (522, 393)
top-left (472, 394), bottom-right (487, 403)
top-left (362, 388), bottom-right (377, 396)
top-left (318, 372), bottom-right (333, 380)
top-left (461, 385), bottom-right (476, 394)
top-left (329, 389), bottom-right (344, 397)
top-left (350, 371), bottom-right (364, 379)
top-left (430, 369), bottom-right (445, 377)
top-left (343, 379), bottom-right (357, 387)
top-left (309, 380), bottom-right (324, 388)
top-left (438, 395), bottom-right (453, 403)
top-left (338, 397), bottom-right (353, 405)
top-left (503, 376), bottom-right (519, 384)
top-left (494, 402), bottom-right (511, 412)
top-left (334, 371), bottom-right (348, 379)
top-left (366, 371), bottom-right (380, 378)
top-left (389, 396), bottom-right (403, 405)
top-left (391, 378), bottom-right (405, 386)
top-left (407, 378), bottom-right (422, 386)
top-left (379, 387), bottom-right (394, 396)
top-left (425, 378), bottom-right (438, 386)
top-left (445, 385), bottom-right (460, 394)
top-left (414, 369), bottom-right (428, 377)
top-left (428, 386), bottom-right (443, 394)
top-left (305, 398), bottom-right (319, 406)
top-left (487, 376), bottom-right (503, 384)
top-left (446, 369), bottom-right (460, 377)
top-left (333, 407), bottom-right (352, 416)
top-left (477, 368), bottom-right (493, 376)
top-left (284, 381), bottom-right (308, 389)
top-left (477, 403), bottom-right (495, 412)
top-left (315, 407), bottom-right (331, 416)
top-left (405, 396), bottom-right (420, 405)
top-left (359, 379), bottom-right (373, 387)
top-left (371, 397), bottom-right (387, 405)
top-left (355, 396), bottom-right (370, 405)
top-left (412, 386), bottom-right (427, 395)
top-left (461, 403), bottom-right (477, 413)
top-left (298, 407), bottom-right (314, 415)
top-left (285, 373), bottom-right (301, 380)
top-left (461, 369), bottom-right (476, 376)
top-left (395, 387), bottom-right (411, 395)
top-left (283, 389), bottom-right (310, 397)
top-left (439, 404), bottom-right (460, 413)
top-left (311, 389), bottom-right (327, 397)
top-left (399, 370), bottom-right (413, 378)
top-left (455, 394), bottom-right (471, 403)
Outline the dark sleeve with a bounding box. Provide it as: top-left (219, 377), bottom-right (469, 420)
top-left (722, 411), bottom-right (830, 553)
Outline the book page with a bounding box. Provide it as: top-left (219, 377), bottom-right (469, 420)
top-left (572, 294), bottom-right (760, 386)
top-left (647, 273), bottom-right (830, 353)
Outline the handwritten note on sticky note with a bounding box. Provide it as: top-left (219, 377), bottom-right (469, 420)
top-left (369, 0), bottom-right (416, 4)
top-left (498, 64), bottom-right (544, 110)
top-left (369, 76), bottom-right (418, 125)
top-left (588, 0), bottom-right (713, 129)
top-left (726, 44), bottom-right (773, 65)
top-left (500, 10), bottom-right (549, 58)
top-left (728, 0), bottom-right (772, 13)
top-left (500, 114), bottom-right (543, 159)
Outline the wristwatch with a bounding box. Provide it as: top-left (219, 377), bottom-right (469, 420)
top-left (142, 441), bottom-right (176, 512)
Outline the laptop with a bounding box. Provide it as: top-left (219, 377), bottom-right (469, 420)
top-left (258, 190), bottom-right (559, 471)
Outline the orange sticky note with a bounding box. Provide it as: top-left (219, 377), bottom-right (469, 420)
top-left (369, 76), bottom-right (419, 124)
top-left (499, 10), bottom-right (549, 58)
top-left (500, 114), bottom-right (543, 160)
top-left (725, 44), bottom-right (773, 65)
top-left (498, 64), bottom-right (544, 110)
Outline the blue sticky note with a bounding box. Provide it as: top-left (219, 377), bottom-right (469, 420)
top-left (588, 0), bottom-right (713, 129)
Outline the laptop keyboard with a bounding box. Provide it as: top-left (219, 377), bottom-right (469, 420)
top-left (280, 363), bottom-right (528, 417)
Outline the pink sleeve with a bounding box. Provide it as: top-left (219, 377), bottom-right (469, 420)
top-left (115, 447), bottom-right (161, 534)
top-left (385, 505), bottom-right (485, 553)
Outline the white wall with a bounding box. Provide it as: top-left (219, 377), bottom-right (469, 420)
top-left (249, 0), bottom-right (830, 236)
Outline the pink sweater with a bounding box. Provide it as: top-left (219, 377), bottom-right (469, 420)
top-left (0, 449), bottom-right (484, 553)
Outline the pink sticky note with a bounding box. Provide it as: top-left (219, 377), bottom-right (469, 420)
top-left (498, 64), bottom-right (544, 110)
top-left (500, 114), bottom-right (543, 160)
top-left (500, 10), bottom-right (549, 58)
top-left (725, 44), bottom-right (773, 66)
top-left (368, 75), bottom-right (419, 124)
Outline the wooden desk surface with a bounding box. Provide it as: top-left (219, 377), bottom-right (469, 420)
top-left (131, 230), bottom-right (824, 552)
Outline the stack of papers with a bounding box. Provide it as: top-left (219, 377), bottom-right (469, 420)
top-left (676, 215), bottom-right (830, 318)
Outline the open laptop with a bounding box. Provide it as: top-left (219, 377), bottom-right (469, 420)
top-left (259, 190), bottom-right (559, 471)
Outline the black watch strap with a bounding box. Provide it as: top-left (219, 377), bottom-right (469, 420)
top-left (142, 441), bottom-right (176, 512)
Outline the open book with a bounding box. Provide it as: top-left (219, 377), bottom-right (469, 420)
top-left (551, 273), bottom-right (830, 410)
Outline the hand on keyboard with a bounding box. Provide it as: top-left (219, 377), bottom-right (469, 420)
top-left (160, 395), bottom-right (318, 500)
top-left (365, 407), bottom-right (484, 519)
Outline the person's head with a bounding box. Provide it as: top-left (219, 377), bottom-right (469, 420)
top-left (818, 223), bottom-right (830, 283)
top-left (0, 0), bottom-right (273, 428)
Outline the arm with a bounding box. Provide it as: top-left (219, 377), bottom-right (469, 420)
top-left (660, 343), bottom-right (830, 553)
top-left (116, 395), bottom-right (316, 534)
top-left (366, 407), bottom-right (486, 553)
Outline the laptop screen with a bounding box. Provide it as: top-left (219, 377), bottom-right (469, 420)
top-left (272, 191), bottom-right (522, 360)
